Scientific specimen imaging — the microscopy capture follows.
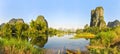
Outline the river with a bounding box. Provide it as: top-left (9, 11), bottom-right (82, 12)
top-left (43, 34), bottom-right (90, 53)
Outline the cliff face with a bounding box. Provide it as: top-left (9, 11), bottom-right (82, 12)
top-left (90, 7), bottom-right (106, 28)
top-left (107, 20), bottom-right (120, 28)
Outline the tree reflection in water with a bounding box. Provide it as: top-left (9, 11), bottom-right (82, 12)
top-left (31, 34), bottom-right (48, 48)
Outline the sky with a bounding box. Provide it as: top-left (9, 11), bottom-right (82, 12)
top-left (0, 0), bottom-right (120, 29)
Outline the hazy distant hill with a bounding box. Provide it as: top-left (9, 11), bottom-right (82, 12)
top-left (107, 20), bottom-right (120, 28)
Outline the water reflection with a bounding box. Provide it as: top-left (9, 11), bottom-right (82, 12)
top-left (30, 34), bottom-right (90, 51)
top-left (31, 34), bottom-right (48, 47)
top-left (44, 34), bottom-right (90, 51)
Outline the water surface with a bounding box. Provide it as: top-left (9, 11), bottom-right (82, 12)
top-left (44, 34), bottom-right (90, 51)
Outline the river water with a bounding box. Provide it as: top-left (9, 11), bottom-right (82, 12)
top-left (44, 34), bottom-right (90, 52)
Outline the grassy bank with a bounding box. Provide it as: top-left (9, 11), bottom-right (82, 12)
top-left (0, 38), bottom-right (44, 54)
top-left (71, 33), bottom-right (95, 39)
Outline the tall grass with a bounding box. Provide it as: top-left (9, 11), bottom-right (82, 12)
top-left (0, 38), bottom-right (44, 54)
top-left (89, 30), bottom-right (120, 54)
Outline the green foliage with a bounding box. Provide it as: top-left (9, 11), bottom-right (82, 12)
top-left (0, 16), bottom-right (49, 54)
top-left (0, 15), bottom-right (48, 39)
top-left (48, 28), bottom-right (68, 37)
top-left (30, 15), bottom-right (48, 34)
top-left (48, 28), bottom-right (57, 35)
top-left (1, 23), bottom-right (12, 39)
top-left (113, 26), bottom-right (120, 36)
top-left (83, 27), bottom-right (100, 34)
top-left (89, 47), bottom-right (120, 54)
top-left (15, 22), bottom-right (29, 39)
top-left (76, 29), bottom-right (83, 34)
top-left (84, 24), bottom-right (89, 29)
top-left (0, 38), bottom-right (44, 54)
top-left (88, 26), bottom-right (120, 54)
top-left (28, 16), bottom-right (48, 47)
top-left (84, 27), bottom-right (111, 34)
top-left (96, 31), bottom-right (117, 46)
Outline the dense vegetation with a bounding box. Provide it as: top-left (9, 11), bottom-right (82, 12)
top-left (84, 26), bottom-right (120, 54)
top-left (0, 15), bottom-right (49, 54)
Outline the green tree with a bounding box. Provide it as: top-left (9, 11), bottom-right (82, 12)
top-left (30, 15), bottom-right (48, 34)
top-left (29, 15), bottom-right (48, 47)
top-left (15, 22), bottom-right (29, 39)
top-left (84, 24), bottom-right (89, 29)
top-left (83, 27), bottom-right (100, 34)
top-left (1, 23), bottom-right (12, 39)
top-left (76, 29), bottom-right (83, 34)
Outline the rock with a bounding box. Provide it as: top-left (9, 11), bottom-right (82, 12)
top-left (90, 7), bottom-right (106, 29)
top-left (107, 20), bottom-right (120, 28)
top-left (8, 18), bottom-right (24, 25)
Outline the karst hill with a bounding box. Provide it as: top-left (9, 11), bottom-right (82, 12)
top-left (90, 7), bottom-right (106, 29)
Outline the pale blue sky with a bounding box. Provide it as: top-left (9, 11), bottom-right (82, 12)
top-left (0, 0), bottom-right (120, 29)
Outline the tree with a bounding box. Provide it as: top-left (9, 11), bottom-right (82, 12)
top-left (1, 23), bottom-right (12, 39)
top-left (30, 15), bottom-right (48, 34)
top-left (84, 24), bottom-right (89, 29)
top-left (15, 22), bottom-right (29, 39)
top-left (76, 29), bottom-right (83, 34)
top-left (29, 15), bottom-right (48, 47)
top-left (83, 27), bottom-right (100, 34)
